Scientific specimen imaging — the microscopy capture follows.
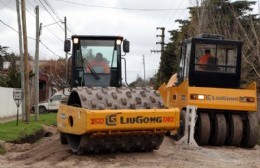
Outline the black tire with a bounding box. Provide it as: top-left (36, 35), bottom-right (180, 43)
top-left (39, 106), bottom-right (47, 113)
top-left (210, 113), bottom-right (227, 146)
top-left (241, 113), bottom-right (258, 148)
top-left (195, 112), bottom-right (211, 145)
top-left (60, 132), bottom-right (68, 145)
top-left (176, 110), bottom-right (186, 141)
top-left (67, 134), bottom-right (83, 154)
top-left (226, 114), bottom-right (243, 146)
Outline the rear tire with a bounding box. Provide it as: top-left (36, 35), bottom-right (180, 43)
top-left (210, 113), bottom-right (227, 146)
top-left (195, 112), bottom-right (211, 145)
top-left (60, 132), bottom-right (68, 145)
top-left (241, 113), bottom-right (258, 148)
top-left (226, 114), bottom-right (243, 146)
top-left (67, 134), bottom-right (83, 154)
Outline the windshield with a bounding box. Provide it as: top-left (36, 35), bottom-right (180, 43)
top-left (74, 39), bottom-right (118, 87)
top-left (194, 43), bottom-right (238, 73)
top-left (80, 39), bottom-right (117, 72)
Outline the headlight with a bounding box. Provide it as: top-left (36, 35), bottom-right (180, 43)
top-left (190, 94), bottom-right (205, 100)
top-left (116, 39), bottom-right (122, 45)
top-left (73, 38), bottom-right (79, 44)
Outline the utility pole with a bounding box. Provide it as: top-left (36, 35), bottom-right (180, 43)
top-left (64, 16), bottom-right (68, 83)
top-left (142, 55), bottom-right (146, 85)
top-left (156, 27), bottom-right (165, 53)
top-left (151, 27), bottom-right (165, 83)
top-left (151, 27), bottom-right (165, 53)
top-left (16, 0), bottom-right (25, 121)
top-left (21, 0), bottom-right (30, 123)
top-left (34, 5), bottom-right (40, 121)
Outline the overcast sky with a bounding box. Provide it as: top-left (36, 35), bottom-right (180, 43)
top-left (0, 0), bottom-right (258, 83)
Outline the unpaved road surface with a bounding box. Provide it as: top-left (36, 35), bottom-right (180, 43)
top-left (0, 128), bottom-right (259, 168)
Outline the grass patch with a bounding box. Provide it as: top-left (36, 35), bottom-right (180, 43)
top-left (0, 113), bottom-right (56, 143)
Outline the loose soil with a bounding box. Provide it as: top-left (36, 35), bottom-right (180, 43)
top-left (0, 126), bottom-right (259, 168)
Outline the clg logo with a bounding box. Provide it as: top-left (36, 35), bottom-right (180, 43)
top-left (105, 114), bottom-right (174, 126)
top-left (106, 114), bottom-right (117, 126)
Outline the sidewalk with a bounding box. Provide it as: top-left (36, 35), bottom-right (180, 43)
top-left (0, 115), bottom-right (21, 124)
top-left (0, 114), bottom-right (42, 124)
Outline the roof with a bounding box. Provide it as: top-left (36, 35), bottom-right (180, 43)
top-left (71, 35), bottom-right (124, 41)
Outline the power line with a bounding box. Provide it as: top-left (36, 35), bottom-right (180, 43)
top-left (0, 18), bottom-right (35, 40)
top-left (43, 0), bottom-right (62, 21)
top-left (40, 41), bottom-right (62, 57)
top-left (42, 21), bottom-right (62, 28)
top-left (0, 19), bottom-right (18, 33)
top-left (44, 27), bottom-right (64, 42)
top-left (43, 0), bottom-right (74, 34)
top-left (37, 0), bottom-right (73, 42)
top-left (38, 0), bottom-right (65, 31)
top-left (26, 0), bottom-right (64, 43)
top-left (54, 0), bottom-right (188, 11)
top-left (31, 0), bottom-right (74, 36)
top-left (0, 0), bottom-right (13, 8)
top-left (1, 0), bottom-right (68, 58)
top-left (0, 19), bottom-right (61, 58)
top-left (41, 20), bottom-right (65, 42)
top-left (38, 0), bottom-right (75, 37)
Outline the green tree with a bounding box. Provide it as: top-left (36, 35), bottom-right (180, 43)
top-left (191, 0), bottom-right (260, 85)
top-left (0, 62), bottom-right (21, 88)
top-left (155, 21), bottom-right (190, 88)
top-left (156, 0), bottom-right (260, 86)
top-left (0, 45), bottom-right (9, 57)
top-left (0, 50), bottom-right (21, 88)
top-left (156, 30), bottom-right (179, 87)
top-left (129, 76), bottom-right (145, 87)
top-left (5, 62), bottom-right (21, 88)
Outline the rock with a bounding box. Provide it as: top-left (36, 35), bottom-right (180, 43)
top-left (0, 140), bottom-right (6, 154)
top-left (4, 143), bottom-right (32, 152)
top-left (0, 140), bottom-right (5, 148)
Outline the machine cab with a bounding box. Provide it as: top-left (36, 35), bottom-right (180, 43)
top-left (65, 35), bottom-right (129, 88)
top-left (177, 34), bottom-right (242, 88)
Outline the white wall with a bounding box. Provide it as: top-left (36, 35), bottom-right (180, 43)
top-left (0, 87), bottom-right (22, 118)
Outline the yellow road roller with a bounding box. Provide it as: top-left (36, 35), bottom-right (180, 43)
top-left (159, 34), bottom-right (258, 148)
top-left (57, 35), bottom-right (180, 154)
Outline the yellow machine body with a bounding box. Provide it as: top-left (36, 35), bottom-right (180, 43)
top-left (159, 75), bottom-right (257, 112)
top-left (157, 35), bottom-right (258, 148)
top-left (57, 104), bottom-right (180, 135)
top-left (58, 35), bottom-right (181, 153)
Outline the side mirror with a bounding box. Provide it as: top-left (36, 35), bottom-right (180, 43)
top-left (123, 40), bottom-right (130, 53)
top-left (64, 39), bottom-right (71, 52)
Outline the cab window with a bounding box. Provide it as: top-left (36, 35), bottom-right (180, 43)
top-left (194, 43), bottom-right (237, 73)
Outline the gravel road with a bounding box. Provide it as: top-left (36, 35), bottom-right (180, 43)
top-left (0, 127), bottom-right (259, 168)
